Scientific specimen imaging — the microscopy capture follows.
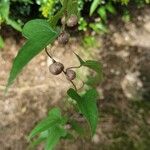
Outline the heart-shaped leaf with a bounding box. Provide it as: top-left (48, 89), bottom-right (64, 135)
top-left (83, 60), bottom-right (103, 86)
top-left (6, 19), bottom-right (59, 89)
top-left (67, 88), bottom-right (99, 135)
top-left (74, 53), bottom-right (103, 86)
top-left (45, 125), bottom-right (67, 150)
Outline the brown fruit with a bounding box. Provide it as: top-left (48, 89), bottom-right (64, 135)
top-left (67, 15), bottom-right (78, 27)
top-left (49, 62), bottom-right (64, 75)
top-left (58, 32), bottom-right (69, 45)
top-left (66, 69), bottom-right (76, 80)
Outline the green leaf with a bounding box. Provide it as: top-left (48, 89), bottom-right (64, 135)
top-left (6, 18), bottom-right (22, 32)
top-left (83, 60), bottom-right (101, 73)
top-left (0, 0), bottom-right (22, 31)
top-left (60, 0), bottom-right (64, 5)
top-left (0, 35), bottom-right (4, 49)
top-left (106, 3), bottom-right (116, 15)
top-left (67, 88), bottom-right (81, 100)
top-left (67, 0), bottom-right (78, 17)
top-left (48, 107), bottom-right (61, 117)
top-left (45, 125), bottom-right (67, 150)
top-left (83, 60), bottom-right (103, 86)
top-left (82, 89), bottom-right (99, 135)
top-left (122, 9), bottom-right (131, 22)
top-left (75, 53), bottom-right (103, 86)
top-left (29, 108), bottom-right (65, 139)
top-left (29, 131), bottom-right (48, 149)
top-left (67, 88), bottom-right (99, 135)
top-left (49, 0), bottom-right (68, 28)
top-left (89, 22), bottom-right (108, 33)
top-left (70, 120), bottom-right (85, 135)
top-left (62, 132), bottom-right (74, 140)
top-left (90, 0), bottom-right (102, 16)
top-left (0, 0), bottom-right (9, 20)
top-left (6, 19), bottom-right (59, 89)
top-left (97, 6), bottom-right (107, 22)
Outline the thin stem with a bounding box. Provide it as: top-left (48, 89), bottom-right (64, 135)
top-left (70, 80), bottom-right (77, 91)
top-left (66, 51), bottom-right (83, 70)
top-left (66, 65), bottom-right (82, 70)
top-left (45, 47), bottom-right (56, 63)
top-left (78, 81), bottom-right (85, 91)
top-left (63, 70), bottom-right (77, 91)
top-left (49, 0), bottom-right (68, 28)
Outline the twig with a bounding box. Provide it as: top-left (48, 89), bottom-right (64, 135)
top-left (45, 47), bottom-right (56, 63)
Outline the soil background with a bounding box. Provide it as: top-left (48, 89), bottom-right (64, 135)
top-left (0, 6), bottom-right (150, 150)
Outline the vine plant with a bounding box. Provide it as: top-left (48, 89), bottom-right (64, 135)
top-left (6, 0), bottom-right (103, 149)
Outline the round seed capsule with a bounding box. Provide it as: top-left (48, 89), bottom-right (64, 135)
top-left (49, 62), bottom-right (64, 75)
top-left (58, 32), bottom-right (69, 45)
top-left (67, 15), bottom-right (78, 27)
top-left (66, 69), bottom-right (76, 80)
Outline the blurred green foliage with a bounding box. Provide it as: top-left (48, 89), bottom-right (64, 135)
top-left (0, 0), bottom-right (149, 49)
top-left (0, 35), bottom-right (4, 48)
top-left (36, 0), bottom-right (61, 18)
top-left (0, 0), bottom-right (150, 34)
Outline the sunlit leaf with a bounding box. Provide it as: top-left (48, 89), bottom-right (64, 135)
top-left (97, 6), bottom-right (107, 22)
top-left (67, 88), bottom-right (99, 135)
top-left (90, 0), bottom-right (102, 16)
top-left (74, 53), bottom-right (103, 86)
top-left (0, 0), bottom-right (22, 31)
top-left (29, 108), bottom-right (65, 139)
top-left (83, 60), bottom-right (103, 86)
top-left (89, 22), bottom-right (108, 33)
top-left (0, 0), bottom-right (9, 20)
top-left (6, 19), bottom-right (59, 89)
top-left (6, 18), bottom-right (22, 32)
top-left (83, 60), bottom-right (101, 73)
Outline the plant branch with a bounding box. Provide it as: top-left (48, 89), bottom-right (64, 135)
top-left (45, 47), bottom-right (56, 63)
top-left (49, 0), bottom-right (68, 28)
top-left (66, 65), bottom-right (82, 70)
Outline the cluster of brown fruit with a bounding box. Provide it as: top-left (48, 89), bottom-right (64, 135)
top-left (48, 14), bottom-right (78, 82)
top-left (49, 61), bottom-right (76, 81)
top-left (58, 14), bottom-right (78, 45)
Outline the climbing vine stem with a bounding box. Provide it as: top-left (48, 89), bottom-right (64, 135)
top-left (49, 0), bottom-right (68, 28)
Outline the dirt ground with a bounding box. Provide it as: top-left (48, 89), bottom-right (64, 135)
top-left (0, 6), bottom-right (150, 150)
